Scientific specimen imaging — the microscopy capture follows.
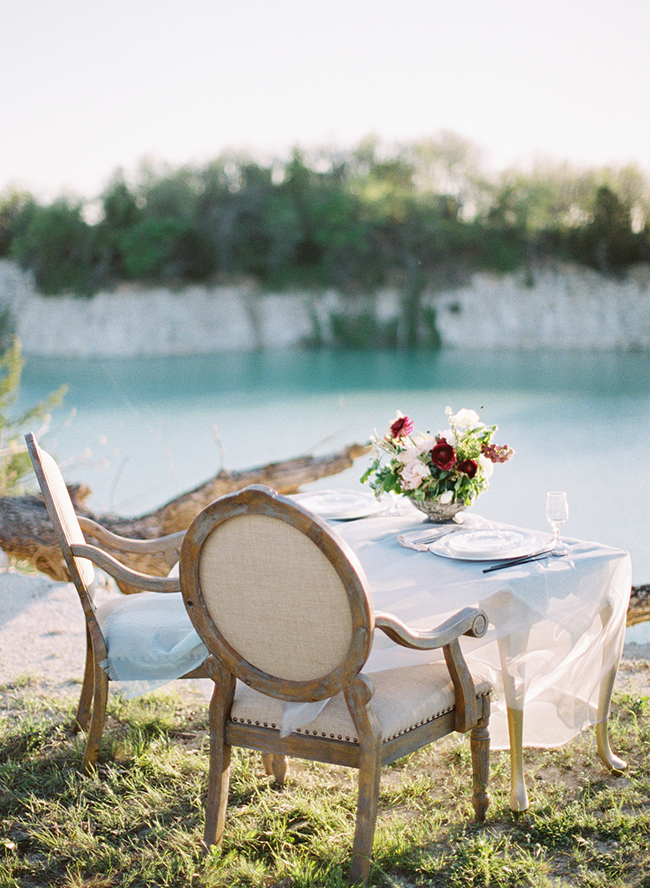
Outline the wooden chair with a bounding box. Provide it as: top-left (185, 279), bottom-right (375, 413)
top-left (25, 432), bottom-right (210, 774)
top-left (179, 485), bottom-right (492, 885)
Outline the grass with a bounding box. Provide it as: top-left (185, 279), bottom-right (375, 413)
top-left (1, 683), bottom-right (650, 887)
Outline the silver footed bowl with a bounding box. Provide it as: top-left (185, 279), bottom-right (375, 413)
top-left (413, 498), bottom-right (467, 524)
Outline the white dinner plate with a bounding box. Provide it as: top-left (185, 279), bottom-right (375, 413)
top-left (429, 528), bottom-right (541, 561)
top-left (292, 489), bottom-right (385, 520)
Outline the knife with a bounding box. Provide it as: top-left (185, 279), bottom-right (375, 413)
top-left (482, 549), bottom-right (554, 573)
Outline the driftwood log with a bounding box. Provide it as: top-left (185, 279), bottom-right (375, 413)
top-left (0, 438), bottom-right (647, 624)
top-left (627, 585), bottom-right (650, 627)
top-left (0, 443), bottom-right (368, 590)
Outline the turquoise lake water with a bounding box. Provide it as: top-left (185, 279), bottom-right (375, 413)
top-left (18, 347), bottom-right (650, 584)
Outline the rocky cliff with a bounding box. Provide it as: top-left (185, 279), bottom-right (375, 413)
top-left (1, 259), bottom-right (648, 356)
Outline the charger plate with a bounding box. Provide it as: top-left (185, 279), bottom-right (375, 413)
top-left (292, 489), bottom-right (384, 520)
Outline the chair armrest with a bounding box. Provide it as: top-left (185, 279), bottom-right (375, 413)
top-left (374, 607), bottom-right (489, 734)
top-left (374, 606), bottom-right (488, 650)
top-left (70, 543), bottom-right (181, 593)
top-left (78, 516), bottom-right (185, 555)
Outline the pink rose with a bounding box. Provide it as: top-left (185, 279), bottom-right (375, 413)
top-left (457, 458), bottom-right (478, 478)
top-left (389, 415), bottom-right (414, 438)
top-left (430, 439), bottom-right (456, 471)
top-left (400, 459), bottom-right (431, 490)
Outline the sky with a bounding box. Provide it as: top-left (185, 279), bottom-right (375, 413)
top-left (2, 0), bottom-right (649, 202)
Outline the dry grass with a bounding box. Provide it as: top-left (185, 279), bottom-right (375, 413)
top-left (2, 680), bottom-right (650, 887)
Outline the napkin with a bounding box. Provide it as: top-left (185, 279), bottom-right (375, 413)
top-left (398, 513), bottom-right (489, 551)
top-left (398, 527), bottom-right (464, 551)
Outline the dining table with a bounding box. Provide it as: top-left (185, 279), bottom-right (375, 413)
top-left (102, 488), bottom-right (633, 814)
top-left (296, 490), bottom-right (633, 812)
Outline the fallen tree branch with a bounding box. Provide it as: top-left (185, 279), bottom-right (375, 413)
top-left (0, 442), bottom-right (369, 586)
top-left (628, 584), bottom-right (650, 627)
top-left (1, 440), bottom-right (647, 624)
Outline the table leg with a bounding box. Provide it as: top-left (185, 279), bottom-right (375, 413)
top-left (506, 706), bottom-right (529, 812)
top-left (497, 627), bottom-right (532, 813)
top-left (596, 606), bottom-right (627, 774)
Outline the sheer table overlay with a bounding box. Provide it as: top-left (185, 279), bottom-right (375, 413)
top-left (96, 502), bottom-right (631, 812)
top-left (334, 512), bottom-right (630, 749)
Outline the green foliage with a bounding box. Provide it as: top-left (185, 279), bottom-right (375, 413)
top-left (3, 138), bottom-right (649, 298)
top-left (119, 216), bottom-right (193, 280)
top-left (329, 310), bottom-right (399, 348)
top-left (577, 186), bottom-right (643, 273)
top-left (0, 189), bottom-right (35, 257)
top-left (10, 198), bottom-right (97, 295)
top-left (0, 338), bottom-right (66, 496)
top-left (93, 174), bottom-right (142, 282)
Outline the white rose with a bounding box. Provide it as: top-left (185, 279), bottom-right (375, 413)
top-left (452, 409), bottom-right (483, 431)
top-left (439, 490), bottom-right (454, 503)
top-left (413, 433), bottom-right (437, 453)
top-left (479, 455), bottom-right (494, 479)
top-left (437, 428), bottom-right (457, 445)
top-left (400, 459), bottom-right (431, 490)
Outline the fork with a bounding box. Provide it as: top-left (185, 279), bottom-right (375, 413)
top-left (412, 526), bottom-right (465, 545)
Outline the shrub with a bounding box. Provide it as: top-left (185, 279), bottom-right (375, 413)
top-left (0, 339), bottom-right (66, 496)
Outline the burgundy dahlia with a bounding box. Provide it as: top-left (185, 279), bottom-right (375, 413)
top-left (457, 458), bottom-right (478, 478)
top-left (389, 415), bottom-right (414, 438)
top-left (430, 439), bottom-right (456, 471)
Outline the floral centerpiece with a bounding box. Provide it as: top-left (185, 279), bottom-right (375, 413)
top-left (361, 407), bottom-right (514, 522)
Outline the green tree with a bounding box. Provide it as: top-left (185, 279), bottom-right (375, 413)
top-left (119, 217), bottom-right (192, 280)
top-left (94, 175), bottom-right (141, 282)
top-left (573, 185), bottom-right (640, 273)
top-left (132, 164), bottom-right (215, 281)
top-left (10, 198), bottom-right (97, 295)
top-left (0, 190), bottom-right (36, 258)
top-left (2, 140), bottom-right (649, 297)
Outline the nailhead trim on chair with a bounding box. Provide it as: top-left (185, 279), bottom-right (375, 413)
top-left (230, 690), bottom-right (490, 745)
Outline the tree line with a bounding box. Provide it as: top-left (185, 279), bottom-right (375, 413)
top-left (0, 134), bottom-right (648, 297)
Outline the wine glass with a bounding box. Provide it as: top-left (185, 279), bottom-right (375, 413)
top-left (546, 491), bottom-right (569, 555)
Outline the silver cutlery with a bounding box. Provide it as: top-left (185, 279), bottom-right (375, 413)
top-left (482, 549), bottom-right (556, 573)
top-left (411, 526), bottom-right (465, 545)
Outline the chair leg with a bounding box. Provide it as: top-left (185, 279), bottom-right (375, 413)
top-left (346, 676), bottom-right (383, 886)
top-left (74, 626), bottom-right (95, 734)
top-left (349, 745), bottom-right (382, 886)
top-left (470, 715), bottom-right (490, 822)
top-left (203, 672), bottom-right (235, 850)
top-left (262, 752), bottom-right (289, 783)
top-left (204, 738), bottom-right (231, 849)
top-left (81, 662), bottom-right (108, 775)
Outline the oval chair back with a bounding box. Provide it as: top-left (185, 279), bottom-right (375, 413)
top-left (180, 484), bottom-right (374, 703)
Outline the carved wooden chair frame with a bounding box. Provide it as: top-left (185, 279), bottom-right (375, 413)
top-left (180, 484), bottom-right (491, 885)
top-left (25, 432), bottom-right (209, 773)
